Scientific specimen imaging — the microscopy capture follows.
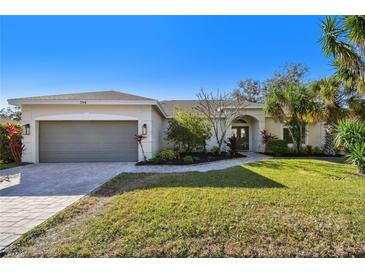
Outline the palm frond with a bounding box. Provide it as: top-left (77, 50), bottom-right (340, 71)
top-left (344, 15), bottom-right (365, 56)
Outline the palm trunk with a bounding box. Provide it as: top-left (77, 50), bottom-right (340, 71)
top-left (323, 124), bottom-right (336, 156)
top-left (298, 122), bottom-right (303, 152)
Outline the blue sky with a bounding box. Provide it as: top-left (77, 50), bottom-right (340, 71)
top-left (0, 16), bottom-right (333, 107)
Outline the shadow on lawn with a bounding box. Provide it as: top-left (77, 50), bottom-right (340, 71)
top-left (92, 165), bottom-right (287, 197)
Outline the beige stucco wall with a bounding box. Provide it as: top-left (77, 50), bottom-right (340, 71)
top-left (307, 122), bottom-right (325, 147)
top-left (160, 119), bottom-right (172, 149)
top-left (21, 104), bottom-right (159, 163)
top-left (151, 107), bottom-right (164, 156)
top-left (265, 117), bottom-right (282, 138)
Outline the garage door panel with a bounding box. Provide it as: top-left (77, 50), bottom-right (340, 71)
top-left (39, 121), bottom-right (138, 162)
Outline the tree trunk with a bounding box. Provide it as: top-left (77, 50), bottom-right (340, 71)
top-left (287, 126), bottom-right (298, 152)
top-left (298, 122), bottom-right (303, 152)
top-left (323, 125), bottom-right (336, 156)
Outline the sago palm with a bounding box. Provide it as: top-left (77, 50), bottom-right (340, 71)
top-left (320, 16), bottom-right (365, 93)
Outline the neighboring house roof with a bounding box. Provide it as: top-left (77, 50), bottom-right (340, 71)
top-left (8, 90), bottom-right (156, 102)
top-left (160, 100), bottom-right (200, 117)
top-left (161, 100), bottom-right (264, 117)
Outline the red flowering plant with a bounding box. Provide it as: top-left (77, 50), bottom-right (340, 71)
top-left (260, 129), bottom-right (278, 145)
top-left (5, 123), bottom-right (24, 164)
top-left (134, 134), bottom-right (147, 162)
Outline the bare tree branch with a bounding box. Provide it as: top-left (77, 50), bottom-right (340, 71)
top-left (194, 89), bottom-right (248, 153)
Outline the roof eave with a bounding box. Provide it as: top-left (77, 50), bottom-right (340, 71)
top-left (8, 99), bottom-right (168, 118)
top-left (8, 99), bottom-right (157, 106)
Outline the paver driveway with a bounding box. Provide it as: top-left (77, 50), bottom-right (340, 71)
top-left (0, 162), bottom-right (132, 252)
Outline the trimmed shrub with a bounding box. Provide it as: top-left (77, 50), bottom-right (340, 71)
top-left (210, 145), bottom-right (220, 155)
top-left (148, 156), bottom-right (161, 164)
top-left (304, 145), bottom-right (313, 155)
top-left (193, 156), bottom-right (200, 161)
top-left (266, 139), bottom-right (289, 156)
top-left (159, 149), bottom-right (176, 161)
top-left (313, 146), bottom-right (323, 154)
top-left (183, 155), bottom-right (194, 164)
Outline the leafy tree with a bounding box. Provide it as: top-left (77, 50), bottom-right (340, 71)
top-left (233, 79), bottom-right (266, 103)
top-left (166, 109), bottom-right (212, 152)
top-left (320, 16), bottom-right (365, 93)
top-left (309, 77), bottom-right (347, 155)
top-left (0, 106), bottom-right (21, 121)
top-left (264, 63), bottom-right (309, 91)
top-left (194, 89), bottom-right (247, 153)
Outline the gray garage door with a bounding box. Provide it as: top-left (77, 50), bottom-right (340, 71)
top-left (39, 121), bottom-right (138, 162)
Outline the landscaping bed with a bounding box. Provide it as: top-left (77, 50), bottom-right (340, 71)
top-left (136, 152), bottom-right (246, 165)
top-left (0, 162), bottom-right (30, 171)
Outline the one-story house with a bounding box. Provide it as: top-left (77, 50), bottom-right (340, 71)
top-left (8, 90), bottom-right (325, 163)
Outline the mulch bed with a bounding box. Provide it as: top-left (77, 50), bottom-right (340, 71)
top-left (136, 152), bottom-right (246, 166)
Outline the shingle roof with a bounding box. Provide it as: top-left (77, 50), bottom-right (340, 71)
top-left (160, 100), bottom-right (200, 117)
top-left (160, 100), bottom-right (264, 117)
top-left (9, 90), bottom-right (156, 101)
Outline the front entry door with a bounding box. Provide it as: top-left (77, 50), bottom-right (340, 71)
top-left (232, 126), bottom-right (249, 151)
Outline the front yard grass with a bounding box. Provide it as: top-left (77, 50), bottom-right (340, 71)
top-left (5, 158), bottom-right (365, 257)
top-left (0, 162), bottom-right (18, 170)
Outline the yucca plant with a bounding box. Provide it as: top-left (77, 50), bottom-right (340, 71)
top-left (335, 119), bottom-right (365, 175)
top-left (346, 142), bottom-right (365, 174)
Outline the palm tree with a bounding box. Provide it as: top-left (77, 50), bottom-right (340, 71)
top-left (265, 83), bottom-right (319, 152)
top-left (320, 16), bottom-right (365, 93)
top-left (310, 77), bottom-right (347, 155)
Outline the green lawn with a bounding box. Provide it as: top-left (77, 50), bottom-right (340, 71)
top-left (0, 162), bottom-right (18, 170)
top-left (5, 158), bottom-right (365, 257)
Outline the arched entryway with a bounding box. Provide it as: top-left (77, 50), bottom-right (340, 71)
top-left (229, 114), bottom-right (263, 152)
top-left (231, 117), bottom-right (250, 151)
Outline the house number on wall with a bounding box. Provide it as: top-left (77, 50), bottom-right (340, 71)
top-left (80, 101), bottom-right (87, 104)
